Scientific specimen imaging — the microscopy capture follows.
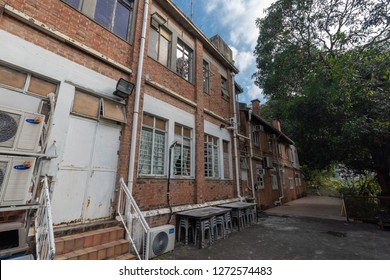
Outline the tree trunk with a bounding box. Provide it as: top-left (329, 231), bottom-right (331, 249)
top-left (377, 169), bottom-right (390, 196)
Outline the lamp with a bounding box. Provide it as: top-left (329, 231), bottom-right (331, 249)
top-left (151, 12), bottom-right (167, 25)
top-left (114, 78), bottom-right (135, 99)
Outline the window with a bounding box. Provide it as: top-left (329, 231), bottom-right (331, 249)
top-left (173, 124), bottom-right (192, 177)
top-left (271, 169), bottom-right (278, 190)
top-left (72, 90), bottom-right (126, 122)
top-left (289, 178), bottom-right (295, 189)
top-left (148, 17), bottom-right (171, 67)
top-left (223, 140), bottom-right (231, 179)
top-left (203, 60), bottom-right (210, 94)
top-left (295, 173), bottom-right (301, 186)
top-left (268, 137), bottom-right (273, 152)
top-left (256, 164), bottom-right (264, 189)
top-left (252, 130), bottom-right (260, 146)
top-left (277, 143), bottom-right (282, 157)
top-left (176, 39), bottom-right (193, 82)
top-left (204, 135), bottom-right (219, 178)
top-left (0, 64), bottom-right (58, 97)
top-left (285, 146), bottom-right (290, 160)
top-left (279, 167), bottom-right (285, 185)
top-left (62, 0), bottom-right (134, 41)
top-left (138, 114), bottom-right (167, 175)
top-left (221, 76), bottom-right (229, 99)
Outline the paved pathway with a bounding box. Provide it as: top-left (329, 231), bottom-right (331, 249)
top-left (264, 195), bottom-right (345, 221)
top-left (164, 196), bottom-right (390, 260)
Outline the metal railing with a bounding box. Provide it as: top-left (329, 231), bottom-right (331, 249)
top-left (342, 195), bottom-right (390, 222)
top-left (35, 176), bottom-right (55, 260)
top-left (118, 178), bottom-right (150, 260)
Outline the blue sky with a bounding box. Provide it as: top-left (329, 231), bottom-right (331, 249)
top-left (172, 0), bottom-right (276, 105)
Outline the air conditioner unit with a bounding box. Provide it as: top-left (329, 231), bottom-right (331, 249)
top-left (0, 106), bottom-right (45, 153)
top-left (0, 222), bottom-right (29, 258)
top-left (148, 225), bottom-right (175, 259)
top-left (0, 155), bottom-right (35, 206)
top-left (263, 156), bottom-right (273, 169)
top-left (254, 125), bottom-right (264, 132)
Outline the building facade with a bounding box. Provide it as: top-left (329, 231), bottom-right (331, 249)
top-left (238, 99), bottom-right (306, 208)
top-left (0, 0), bottom-right (305, 259)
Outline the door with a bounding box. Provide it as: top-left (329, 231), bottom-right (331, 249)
top-left (51, 116), bottom-right (121, 224)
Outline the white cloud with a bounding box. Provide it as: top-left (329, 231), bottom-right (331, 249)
top-left (230, 46), bottom-right (253, 73)
top-left (203, 0), bottom-right (276, 104)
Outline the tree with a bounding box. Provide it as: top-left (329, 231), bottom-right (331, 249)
top-left (253, 0), bottom-right (390, 194)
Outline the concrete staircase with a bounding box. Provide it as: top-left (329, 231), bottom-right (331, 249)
top-left (54, 226), bottom-right (137, 260)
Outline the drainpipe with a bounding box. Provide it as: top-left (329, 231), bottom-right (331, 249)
top-left (126, 0), bottom-right (149, 240)
top-left (127, 0), bottom-right (149, 193)
top-left (274, 135), bottom-right (284, 205)
top-left (230, 72), bottom-right (242, 200)
top-left (248, 110), bottom-right (256, 202)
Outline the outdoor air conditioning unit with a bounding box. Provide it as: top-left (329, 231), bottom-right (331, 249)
top-left (148, 225), bottom-right (175, 259)
top-left (0, 222), bottom-right (29, 258)
top-left (0, 155), bottom-right (35, 206)
top-left (0, 106), bottom-right (45, 153)
top-left (254, 125), bottom-right (264, 132)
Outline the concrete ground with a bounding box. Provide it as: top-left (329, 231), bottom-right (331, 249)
top-left (162, 196), bottom-right (390, 260)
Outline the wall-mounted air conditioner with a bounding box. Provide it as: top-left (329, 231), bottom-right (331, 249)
top-left (0, 222), bottom-right (28, 258)
top-left (0, 106), bottom-right (45, 153)
top-left (148, 225), bottom-right (175, 259)
top-left (0, 155), bottom-right (35, 206)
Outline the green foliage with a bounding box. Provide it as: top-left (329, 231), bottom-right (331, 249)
top-left (253, 0), bottom-right (390, 194)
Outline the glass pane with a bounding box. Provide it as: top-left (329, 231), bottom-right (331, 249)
top-left (72, 91), bottom-right (100, 119)
top-left (153, 132), bottom-right (165, 174)
top-left (28, 76), bottom-right (57, 97)
top-left (63, 0), bottom-right (81, 9)
top-left (159, 36), bottom-right (169, 67)
top-left (148, 28), bottom-right (159, 60)
top-left (142, 114), bottom-right (154, 126)
top-left (94, 0), bottom-right (114, 29)
top-left (113, 1), bottom-right (131, 40)
top-left (138, 128), bottom-right (153, 174)
top-left (102, 99), bottom-right (126, 123)
top-left (155, 118), bottom-right (165, 130)
top-left (0, 65), bottom-right (27, 89)
top-left (174, 124), bottom-right (181, 135)
top-left (183, 127), bottom-right (191, 138)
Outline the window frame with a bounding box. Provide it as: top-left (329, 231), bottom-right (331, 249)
top-left (148, 17), bottom-right (172, 67)
top-left (204, 134), bottom-right (220, 179)
top-left (62, 0), bottom-right (135, 42)
top-left (138, 114), bottom-right (167, 176)
top-left (173, 123), bottom-right (192, 178)
top-left (176, 39), bottom-right (193, 83)
top-left (221, 76), bottom-right (229, 99)
top-left (203, 60), bottom-right (210, 94)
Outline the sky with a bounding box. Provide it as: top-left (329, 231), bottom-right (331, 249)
top-left (172, 0), bottom-right (276, 105)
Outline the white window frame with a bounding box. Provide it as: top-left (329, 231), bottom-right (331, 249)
top-left (173, 124), bottom-right (192, 177)
top-left (256, 164), bottom-right (264, 189)
top-left (204, 134), bottom-right (220, 178)
top-left (138, 114), bottom-right (167, 176)
top-left (176, 39), bottom-right (193, 82)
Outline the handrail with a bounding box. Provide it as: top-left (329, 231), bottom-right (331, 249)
top-left (35, 176), bottom-right (55, 260)
top-left (118, 178), bottom-right (150, 260)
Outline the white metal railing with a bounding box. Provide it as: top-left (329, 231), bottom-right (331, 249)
top-left (118, 178), bottom-right (150, 260)
top-left (35, 177), bottom-right (55, 260)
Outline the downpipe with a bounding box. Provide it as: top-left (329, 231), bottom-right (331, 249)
top-left (167, 141), bottom-right (178, 224)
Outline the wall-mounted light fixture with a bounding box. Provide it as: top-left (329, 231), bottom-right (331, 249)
top-left (151, 12), bottom-right (167, 25)
top-left (220, 124), bottom-right (226, 129)
top-left (114, 78), bottom-right (135, 99)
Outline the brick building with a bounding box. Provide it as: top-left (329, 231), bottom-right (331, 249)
top-left (0, 0), bottom-right (306, 260)
top-left (238, 99), bottom-right (306, 208)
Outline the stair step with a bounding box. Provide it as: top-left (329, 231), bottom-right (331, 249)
top-left (109, 252), bottom-right (138, 260)
top-left (55, 226), bottom-right (124, 254)
top-left (55, 239), bottom-right (129, 260)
